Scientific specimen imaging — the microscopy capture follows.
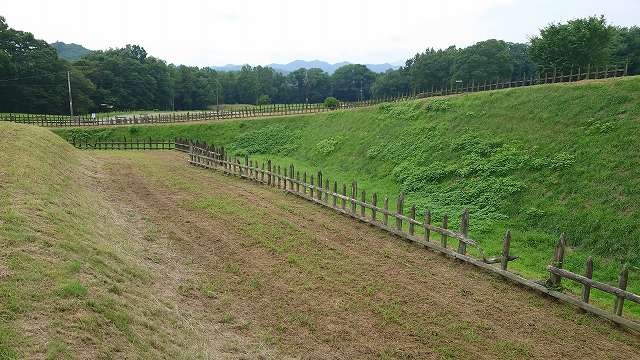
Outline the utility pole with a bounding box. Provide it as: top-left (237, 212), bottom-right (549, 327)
top-left (67, 71), bottom-right (74, 116)
top-left (214, 78), bottom-right (222, 111)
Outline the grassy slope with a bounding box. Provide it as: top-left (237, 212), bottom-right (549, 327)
top-left (54, 77), bottom-right (640, 315)
top-left (0, 123), bottom-right (225, 358)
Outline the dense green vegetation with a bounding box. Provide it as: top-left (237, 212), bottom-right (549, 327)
top-left (373, 16), bottom-right (639, 98)
top-left (56, 77), bottom-right (640, 315)
top-left (3, 15), bottom-right (638, 115)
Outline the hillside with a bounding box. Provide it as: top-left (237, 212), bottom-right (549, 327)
top-left (0, 123), bottom-right (257, 358)
top-left (7, 123), bottom-right (640, 357)
top-left (54, 76), bottom-right (640, 307)
top-left (50, 41), bottom-right (91, 61)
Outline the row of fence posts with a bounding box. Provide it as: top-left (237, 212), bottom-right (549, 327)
top-left (62, 135), bottom-right (640, 330)
top-left (2, 62), bottom-right (630, 127)
top-left (67, 135), bottom-right (640, 328)
top-left (2, 102), bottom-right (332, 126)
top-left (547, 234), bottom-right (636, 318)
top-left (174, 138), bottom-right (639, 331)
top-left (70, 137), bottom-right (175, 150)
top-left (179, 139), bottom-right (540, 270)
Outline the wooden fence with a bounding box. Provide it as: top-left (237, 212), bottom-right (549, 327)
top-left (2, 62), bottom-right (629, 128)
top-left (71, 137), bottom-right (176, 150)
top-left (177, 138), bottom-right (640, 332)
top-left (2, 103), bottom-right (333, 127)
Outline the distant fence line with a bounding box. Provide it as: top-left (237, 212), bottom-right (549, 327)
top-left (172, 138), bottom-right (639, 333)
top-left (71, 137), bottom-right (176, 150)
top-left (2, 62), bottom-right (629, 128)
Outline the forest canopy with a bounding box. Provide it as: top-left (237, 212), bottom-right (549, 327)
top-left (0, 15), bottom-right (637, 114)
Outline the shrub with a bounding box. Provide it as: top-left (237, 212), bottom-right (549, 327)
top-left (256, 94), bottom-right (271, 105)
top-left (314, 136), bottom-right (343, 155)
top-left (425, 99), bottom-right (451, 112)
top-left (324, 97), bottom-right (339, 109)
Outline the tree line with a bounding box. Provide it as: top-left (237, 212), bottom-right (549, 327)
top-left (373, 16), bottom-right (639, 98)
top-left (0, 15), bottom-right (638, 115)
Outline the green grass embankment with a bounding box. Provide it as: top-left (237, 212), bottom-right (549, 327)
top-left (53, 77), bottom-right (640, 316)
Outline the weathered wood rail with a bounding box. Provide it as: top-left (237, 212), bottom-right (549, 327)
top-left (3, 62), bottom-right (629, 127)
top-left (177, 138), bottom-right (640, 333)
top-left (71, 137), bottom-right (176, 150)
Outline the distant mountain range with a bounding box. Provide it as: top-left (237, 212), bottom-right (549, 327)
top-left (212, 60), bottom-right (400, 74)
top-left (50, 41), bottom-right (400, 73)
top-left (51, 42), bottom-right (92, 61)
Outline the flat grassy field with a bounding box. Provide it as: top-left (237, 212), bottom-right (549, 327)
top-left (53, 77), bottom-right (640, 318)
top-left (4, 123), bottom-right (640, 357)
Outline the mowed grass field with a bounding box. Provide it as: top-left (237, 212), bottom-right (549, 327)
top-left (54, 76), bottom-right (640, 317)
top-left (2, 122), bottom-right (639, 358)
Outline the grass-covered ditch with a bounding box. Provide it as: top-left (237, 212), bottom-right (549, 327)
top-left (54, 77), bottom-right (640, 316)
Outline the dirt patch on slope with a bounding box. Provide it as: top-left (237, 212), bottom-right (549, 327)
top-left (93, 150), bottom-right (640, 359)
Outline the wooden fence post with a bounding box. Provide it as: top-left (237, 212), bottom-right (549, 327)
top-left (569, 67), bottom-right (573, 82)
top-left (383, 197), bottom-right (389, 226)
top-left (581, 256), bottom-right (593, 304)
top-left (303, 172), bottom-right (307, 194)
top-left (342, 184), bottom-right (347, 210)
top-left (395, 193), bottom-right (404, 232)
top-left (351, 182), bottom-right (357, 214)
top-left (267, 160), bottom-right (272, 186)
top-left (324, 179), bottom-right (329, 203)
top-left (296, 171), bottom-right (300, 192)
top-left (291, 165), bottom-right (296, 189)
top-left (441, 214), bottom-right (448, 248)
top-left (283, 167), bottom-right (287, 190)
top-left (408, 205), bottom-right (416, 236)
top-left (277, 166), bottom-right (281, 188)
top-left (424, 210), bottom-right (431, 242)
top-left (288, 165), bottom-right (293, 188)
top-left (624, 60), bottom-right (629, 76)
top-left (614, 264), bottom-right (629, 316)
top-left (310, 175), bottom-right (314, 197)
top-left (332, 181), bottom-right (338, 207)
top-left (317, 171), bottom-right (323, 200)
top-left (457, 209), bottom-right (469, 255)
top-left (548, 233), bottom-right (566, 288)
top-left (371, 193), bottom-right (377, 221)
top-left (500, 230), bottom-right (511, 271)
top-left (577, 66), bottom-right (581, 81)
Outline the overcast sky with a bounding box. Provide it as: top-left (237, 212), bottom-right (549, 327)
top-left (1, 0), bottom-right (638, 67)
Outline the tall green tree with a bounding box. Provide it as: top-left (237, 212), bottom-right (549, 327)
top-left (407, 46), bottom-right (459, 92)
top-left (452, 39), bottom-right (513, 83)
top-left (529, 16), bottom-right (614, 70)
top-left (611, 26), bottom-right (640, 75)
top-left (507, 42), bottom-right (537, 80)
top-left (236, 65), bottom-right (259, 104)
top-left (371, 68), bottom-right (411, 98)
top-left (0, 16), bottom-right (94, 114)
top-left (331, 64), bottom-right (376, 101)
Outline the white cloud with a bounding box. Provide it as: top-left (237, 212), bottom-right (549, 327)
top-left (1, 0), bottom-right (638, 67)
